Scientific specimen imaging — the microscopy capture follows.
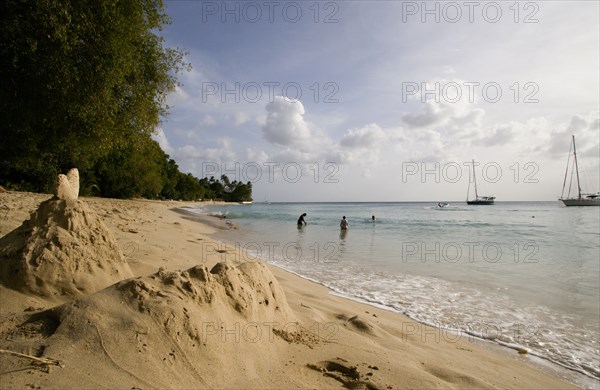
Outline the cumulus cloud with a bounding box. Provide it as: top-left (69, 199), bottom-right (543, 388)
top-left (334, 122), bottom-right (452, 176)
top-left (402, 100), bottom-right (451, 128)
top-left (340, 123), bottom-right (387, 148)
top-left (336, 123), bottom-right (392, 176)
top-left (162, 68), bottom-right (597, 194)
top-left (198, 115), bottom-right (216, 127)
top-left (401, 79), bottom-right (486, 140)
top-left (446, 107), bottom-right (484, 136)
top-left (177, 138), bottom-right (237, 163)
top-left (259, 96), bottom-right (342, 170)
top-left (165, 85), bottom-right (190, 107)
top-left (255, 114), bottom-right (267, 126)
top-left (544, 111), bottom-right (600, 158)
top-left (469, 117), bottom-right (550, 154)
top-left (477, 124), bottom-right (518, 147)
top-left (262, 96), bottom-right (311, 148)
top-left (245, 147), bottom-right (269, 163)
top-left (234, 112), bottom-right (250, 126)
top-left (151, 128), bottom-right (174, 155)
top-left (470, 111), bottom-right (599, 161)
top-left (332, 84), bottom-right (597, 171)
top-left (393, 127), bottom-right (449, 162)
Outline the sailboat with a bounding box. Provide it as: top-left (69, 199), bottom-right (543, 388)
top-left (560, 135), bottom-right (600, 206)
top-left (466, 159), bottom-right (495, 205)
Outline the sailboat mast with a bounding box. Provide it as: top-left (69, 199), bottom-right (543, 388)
top-left (472, 159), bottom-right (479, 199)
top-left (466, 161), bottom-right (470, 201)
top-left (572, 135), bottom-right (582, 199)
top-left (561, 137), bottom-right (573, 199)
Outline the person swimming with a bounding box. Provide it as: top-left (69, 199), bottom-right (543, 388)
top-left (340, 216), bottom-right (348, 230)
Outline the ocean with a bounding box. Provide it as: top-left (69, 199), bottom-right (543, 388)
top-left (188, 201), bottom-right (599, 383)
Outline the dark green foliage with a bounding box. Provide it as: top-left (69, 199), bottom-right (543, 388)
top-left (0, 0), bottom-right (252, 202)
top-left (94, 136), bottom-right (167, 199)
top-left (0, 0), bottom-right (181, 190)
top-left (220, 175), bottom-right (253, 202)
top-left (156, 167), bottom-right (252, 202)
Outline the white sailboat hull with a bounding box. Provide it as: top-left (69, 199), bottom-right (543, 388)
top-left (560, 198), bottom-right (600, 206)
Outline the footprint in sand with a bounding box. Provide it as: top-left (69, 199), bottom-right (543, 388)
top-left (6, 314), bottom-right (60, 341)
top-left (336, 314), bottom-right (376, 335)
top-left (306, 358), bottom-right (383, 390)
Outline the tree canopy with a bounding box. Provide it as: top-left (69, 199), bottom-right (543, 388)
top-left (0, 0), bottom-right (252, 202)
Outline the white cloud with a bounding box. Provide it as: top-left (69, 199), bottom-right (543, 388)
top-left (402, 100), bottom-right (450, 128)
top-left (477, 123), bottom-right (518, 147)
top-left (401, 79), bottom-right (485, 138)
top-left (234, 112), bottom-right (250, 126)
top-left (340, 123), bottom-right (387, 148)
top-left (177, 138), bottom-right (237, 163)
top-left (255, 114), bottom-right (267, 126)
top-left (262, 96), bottom-right (312, 148)
top-left (166, 85), bottom-right (190, 107)
top-left (336, 123), bottom-right (390, 176)
top-left (468, 111), bottom-right (600, 163)
top-left (198, 115), bottom-right (216, 127)
top-left (544, 111), bottom-right (600, 158)
top-left (335, 122), bottom-right (452, 175)
top-left (392, 127), bottom-right (449, 162)
top-left (151, 128), bottom-right (174, 155)
top-left (245, 147), bottom-right (269, 163)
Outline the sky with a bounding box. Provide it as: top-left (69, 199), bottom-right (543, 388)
top-left (153, 0), bottom-right (600, 202)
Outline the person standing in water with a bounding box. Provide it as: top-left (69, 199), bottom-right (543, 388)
top-left (371, 215), bottom-right (375, 222)
top-left (340, 216), bottom-right (349, 230)
top-left (297, 213), bottom-right (307, 226)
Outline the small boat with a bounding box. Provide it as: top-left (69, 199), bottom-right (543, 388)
top-left (560, 135), bottom-right (600, 206)
top-left (240, 201), bottom-right (253, 205)
top-left (466, 159), bottom-right (495, 205)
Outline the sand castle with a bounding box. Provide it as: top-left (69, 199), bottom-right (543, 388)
top-left (0, 170), bottom-right (305, 387)
top-left (0, 168), bottom-right (132, 297)
top-left (54, 168), bottom-right (79, 200)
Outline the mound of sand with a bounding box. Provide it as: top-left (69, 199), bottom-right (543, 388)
top-left (110, 261), bottom-right (296, 324)
top-left (0, 261), bottom-right (298, 388)
top-left (0, 198), bottom-right (132, 297)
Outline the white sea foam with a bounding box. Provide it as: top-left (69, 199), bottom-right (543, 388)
top-left (209, 201), bottom-right (600, 382)
top-left (270, 256), bottom-right (599, 380)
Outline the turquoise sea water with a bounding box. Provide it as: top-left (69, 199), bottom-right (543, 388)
top-left (188, 201), bottom-right (599, 382)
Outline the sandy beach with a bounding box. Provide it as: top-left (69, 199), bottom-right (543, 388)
top-left (0, 191), bottom-right (579, 389)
